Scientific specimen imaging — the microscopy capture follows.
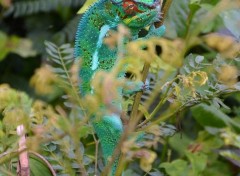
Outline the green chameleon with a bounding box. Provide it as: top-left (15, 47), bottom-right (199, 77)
top-left (75, 0), bottom-right (165, 174)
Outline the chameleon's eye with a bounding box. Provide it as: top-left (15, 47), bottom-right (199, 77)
top-left (123, 0), bottom-right (139, 15)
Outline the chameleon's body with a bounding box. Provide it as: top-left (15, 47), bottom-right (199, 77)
top-left (75, 0), bottom-right (165, 174)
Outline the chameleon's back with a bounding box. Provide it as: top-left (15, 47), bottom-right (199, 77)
top-left (75, 0), bottom-right (119, 96)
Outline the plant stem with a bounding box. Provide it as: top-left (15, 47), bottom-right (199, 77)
top-left (29, 151), bottom-right (57, 176)
top-left (17, 125), bottom-right (30, 176)
top-left (130, 63), bottom-right (151, 121)
top-left (57, 48), bottom-right (85, 112)
top-left (92, 133), bottom-right (99, 175)
top-left (0, 167), bottom-right (16, 176)
top-left (137, 78), bottom-right (177, 128)
top-left (160, 138), bottom-right (168, 162)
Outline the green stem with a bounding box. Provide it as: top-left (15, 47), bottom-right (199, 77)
top-left (92, 133), bottom-right (99, 175)
top-left (140, 106), bottom-right (183, 132)
top-left (57, 48), bottom-right (84, 111)
top-left (130, 63), bottom-right (151, 121)
top-left (64, 116), bottom-right (87, 176)
top-left (149, 77), bottom-right (178, 119)
top-left (0, 167), bottom-right (15, 176)
top-left (137, 77), bottom-right (179, 128)
top-left (160, 139), bottom-right (168, 162)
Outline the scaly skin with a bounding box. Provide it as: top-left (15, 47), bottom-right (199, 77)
top-left (75, 0), bottom-right (165, 174)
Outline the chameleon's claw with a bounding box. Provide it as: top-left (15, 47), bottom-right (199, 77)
top-left (141, 83), bottom-right (150, 91)
top-left (123, 80), bottom-right (144, 94)
top-left (122, 81), bottom-right (150, 95)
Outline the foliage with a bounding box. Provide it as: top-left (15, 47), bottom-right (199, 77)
top-left (0, 0), bottom-right (240, 175)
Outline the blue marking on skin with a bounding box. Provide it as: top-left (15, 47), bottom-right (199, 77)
top-left (103, 113), bottom-right (123, 131)
top-left (92, 25), bottom-right (111, 70)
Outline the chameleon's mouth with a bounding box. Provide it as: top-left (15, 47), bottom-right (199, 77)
top-left (122, 9), bottom-right (160, 29)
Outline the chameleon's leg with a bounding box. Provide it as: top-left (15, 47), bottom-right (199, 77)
top-left (145, 25), bottom-right (166, 39)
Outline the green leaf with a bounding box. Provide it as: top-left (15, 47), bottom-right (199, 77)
top-left (202, 160), bottom-right (232, 176)
top-left (160, 160), bottom-right (190, 176)
top-left (192, 104), bottom-right (240, 132)
top-left (59, 43), bottom-right (72, 49)
top-left (169, 133), bottom-right (192, 156)
top-left (30, 155), bottom-right (53, 176)
top-left (166, 0), bottom-right (190, 37)
top-left (219, 150), bottom-right (240, 167)
top-left (188, 2), bottom-right (201, 28)
top-left (191, 103), bottom-right (230, 128)
top-left (186, 152), bottom-right (207, 175)
top-left (197, 131), bottom-right (224, 153)
top-left (221, 9), bottom-right (240, 39)
top-left (0, 31), bottom-right (8, 60)
top-left (78, 125), bottom-right (92, 138)
top-left (77, 0), bottom-right (97, 14)
top-left (44, 41), bottom-right (58, 53)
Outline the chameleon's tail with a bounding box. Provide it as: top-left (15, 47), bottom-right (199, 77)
top-left (93, 114), bottom-right (123, 175)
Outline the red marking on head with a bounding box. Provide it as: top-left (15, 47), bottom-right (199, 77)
top-left (123, 0), bottom-right (143, 15)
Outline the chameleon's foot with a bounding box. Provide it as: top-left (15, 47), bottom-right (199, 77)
top-left (146, 24), bottom-right (166, 39)
top-left (123, 81), bottom-right (144, 95)
top-left (141, 83), bottom-right (150, 91)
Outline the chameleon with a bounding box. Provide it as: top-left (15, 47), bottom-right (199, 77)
top-left (74, 0), bottom-right (166, 175)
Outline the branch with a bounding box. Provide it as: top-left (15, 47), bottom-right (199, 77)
top-left (29, 151), bottom-right (57, 176)
top-left (17, 125), bottom-right (30, 176)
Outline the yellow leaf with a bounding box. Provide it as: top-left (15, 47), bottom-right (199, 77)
top-left (218, 65), bottom-right (238, 86)
top-left (30, 65), bottom-right (57, 95)
top-left (204, 33), bottom-right (240, 58)
top-left (139, 149), bottom-right (157, 172)
top-left (77, 0), bottom-right (97, 14)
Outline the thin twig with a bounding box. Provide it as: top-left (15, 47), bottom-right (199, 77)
top-left (0, 167), bottom-right (16, 176)
top-left (138, 88), bottom-right (238, 132)
top-left (70, 130), bottom-right (88, 176)
top-left (92, 133), bottom-right (99, 175)
top-left (29, 151), bottom-right (57, 176)
top-left (17, 125), bottom-right (30, 176)
top-left (137, 77), bottom-right (179, 128)
top-left (57, 48), bottom-right (83, 109)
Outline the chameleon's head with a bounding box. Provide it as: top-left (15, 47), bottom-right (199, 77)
top-left (111, 0), bottom-right (162, 29)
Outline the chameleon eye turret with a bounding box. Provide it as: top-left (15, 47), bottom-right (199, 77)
top-left (123, 0), bottom-right (143, 15)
